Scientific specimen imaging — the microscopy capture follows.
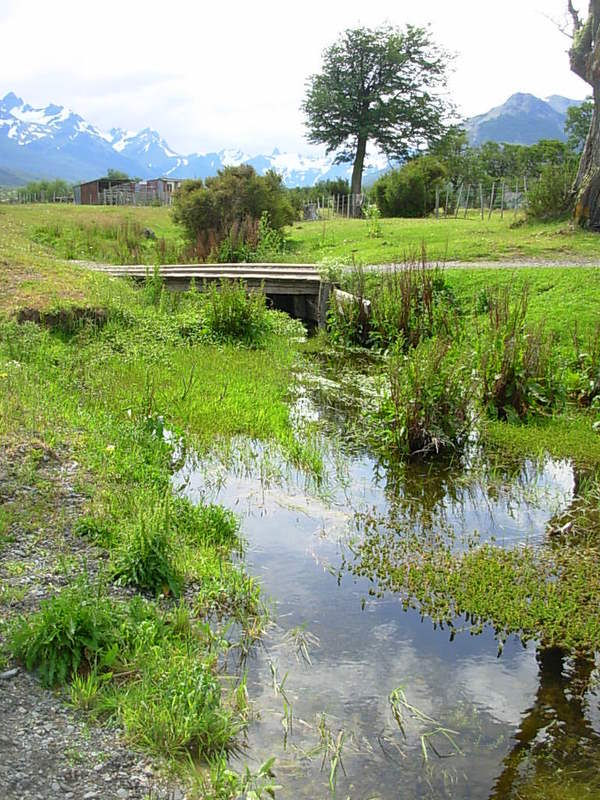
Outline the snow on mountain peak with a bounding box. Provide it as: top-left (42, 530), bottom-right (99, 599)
top-left (0, 90), bottom-right (390, 186)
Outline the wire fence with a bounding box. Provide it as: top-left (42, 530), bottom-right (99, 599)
top-left (303, 177), bottom-right (543, 220)
top-left (2, 176), bottom-right (544, 219)
top-left (0, 188), bottom-right (73, 203)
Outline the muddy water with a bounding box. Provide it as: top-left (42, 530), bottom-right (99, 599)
top-left (176, 383), bottom-right (600, 799)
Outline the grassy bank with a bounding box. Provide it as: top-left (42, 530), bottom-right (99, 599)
top-left (4, 203), bottom-right (600, 266)
top-left (0, 248), bottom-right (308, 795)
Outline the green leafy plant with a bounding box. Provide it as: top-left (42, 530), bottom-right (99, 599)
top-left (9, 579), bottom-right (122, 686)
top-left (478, 284), bottom-right (565, 421)
top-left (121, 650), bottom-right (237, 758)
top-left (202, 280), bottom-right (272, 346)
top-left (172, 496), bottom-right (240, 549)
top-left (365, 203), bottom-right (383, 237)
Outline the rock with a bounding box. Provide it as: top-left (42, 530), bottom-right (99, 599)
top-left (0, 668), bottom-right (19, 680)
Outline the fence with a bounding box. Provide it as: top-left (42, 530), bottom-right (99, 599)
top-left (0, 189), bottom-right (73, 204)
top-left (301, 178), bottom-right (542, 221)
top-left (100, 187), bottom-right (174, 206)
top-left (303, 193), bottom-right (366, 220)
top-left (433, 178), bottom-right (532, 219)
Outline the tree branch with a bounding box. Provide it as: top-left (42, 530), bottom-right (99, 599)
top-left (567, 0), bottom-right (583, 32)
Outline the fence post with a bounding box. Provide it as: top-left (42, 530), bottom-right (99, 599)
top-left (347, 194), bottom-right (350, 219)
top-left (445, 186), bottom-right (450, 217)
top-left (454, 184), bottom-right (463, 218)
top-left (480, 183), bottom-right (484, 220)
top-left (435, 187), bottom-right (440, 219)
top-left (514, 179), bottom-right (519, 216)
top-left (488, 182), bottom-right (496, 220)
top-left (464, 184), bottom-right (471, 219)
top-left (500, 181), bottom-right (505, 219)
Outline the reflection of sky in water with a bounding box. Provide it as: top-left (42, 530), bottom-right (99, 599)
top-left (174, 418), bottom-right (596, 798)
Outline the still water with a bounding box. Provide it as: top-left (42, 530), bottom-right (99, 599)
top-left (176, 370), bottom-right (600, 799)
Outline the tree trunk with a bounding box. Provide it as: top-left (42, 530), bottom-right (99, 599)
top-left (573, 87), bottom-right (600, 227)
top-left (350, 136), bottom-right (367, 217)
top-left (569, 1), bottom-right (600, 228)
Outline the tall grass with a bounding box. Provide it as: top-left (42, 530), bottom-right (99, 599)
top-left (330, 258), bottom-right (457, 350)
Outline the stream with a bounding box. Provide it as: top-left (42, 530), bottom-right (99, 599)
top-left (175, 362), bottom-right (600, 800)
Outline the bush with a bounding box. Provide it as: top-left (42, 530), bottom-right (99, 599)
top-left (526, 163), bottom-right (576, 220)
top-left (10, 579), bottom-right (122, 686)
top-left (172, 166), bottom-right (294, 260)
top-left (369, 337), bottom-right (474, 458)
top-left (372, 156), bottom-right (446, 218)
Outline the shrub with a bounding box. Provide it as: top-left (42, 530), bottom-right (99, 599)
top-left (172, 166), bottom-right (294, 260)
top-left (526, 163), bottom-right (576, 220)
top-left (372, 156), bottom-right (446, 218)
top-left (9, 579), bottom-right (121, 686)
top-left (478, 284), bottom-right (564, 421)
top-left (369, 337), bottom-right (474, 458)
top-left (112, 496), bottom-right (182, 597)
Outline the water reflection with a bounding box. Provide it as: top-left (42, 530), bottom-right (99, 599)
top-left (489, 648), bottom-right (600, 800)
top-left (174, 368), bottom-right (599, 798)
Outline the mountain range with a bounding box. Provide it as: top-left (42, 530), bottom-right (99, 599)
top-left (0, 92), bottom-right (389, 187)
top-left (0, 91), bottom-right (583, 187)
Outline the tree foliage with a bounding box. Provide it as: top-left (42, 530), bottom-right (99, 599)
top-left (565, 98), bottom-right (594, 153)
top-left (302, 24), bottom-right (451, 196)
top-left (372, 156), bottom-right (446, 217)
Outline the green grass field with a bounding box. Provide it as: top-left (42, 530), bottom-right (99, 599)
top-left (3, 203), bottom-right (600, 267)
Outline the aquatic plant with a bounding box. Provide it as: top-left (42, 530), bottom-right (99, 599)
top-left (369, 336), bottom-right (475, 458)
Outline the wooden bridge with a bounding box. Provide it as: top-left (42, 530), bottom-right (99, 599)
top-left (92, 263), bottom-right (331, 327)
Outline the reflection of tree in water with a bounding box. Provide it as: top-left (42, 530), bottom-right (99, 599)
top-left (488, 647), bottom-right (600, 800)
top-left (345, 459), bottom-right (600, 798)
top-left (379, 451), bottom-right (565, 542)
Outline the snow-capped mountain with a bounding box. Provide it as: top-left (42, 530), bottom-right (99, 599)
top-left (0, 92), bottom-right (389, 186)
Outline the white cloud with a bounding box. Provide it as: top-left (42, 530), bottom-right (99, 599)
top-left (0, 0), bottom-right (590, 154)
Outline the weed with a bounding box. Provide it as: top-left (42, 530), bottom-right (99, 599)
top-left (120, 650), bottom-right (238, 759)
top-left (329, 258), bottom-right (457, 351)
top-left (172, 496), bottom-right (240, 549)
top-left (478, 284), bottom-right (564, 421)
top-left (369, 337), bottom-right (475, 459)
top-left (389, 686), bottom-right (462, 761)
top-left (112, 495), bottom-right (182, 597)
top-left (9, 578), bottom-right (121, 686)
top-left (202, 280), bottom-right (272, 347)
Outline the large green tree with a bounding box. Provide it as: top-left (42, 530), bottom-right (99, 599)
top-left (567, 1), bottom-right (600, 227)
top-left (302, 24), bottom-right (451, 199)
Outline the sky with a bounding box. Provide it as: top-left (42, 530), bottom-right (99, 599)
top-left (0, 0), bottom-right (591, 156)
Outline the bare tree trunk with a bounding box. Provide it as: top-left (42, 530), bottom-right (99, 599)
top-left (350, 136), bottom-right (367, 216)
top-left (569, 1), bottom-right (600, 228)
